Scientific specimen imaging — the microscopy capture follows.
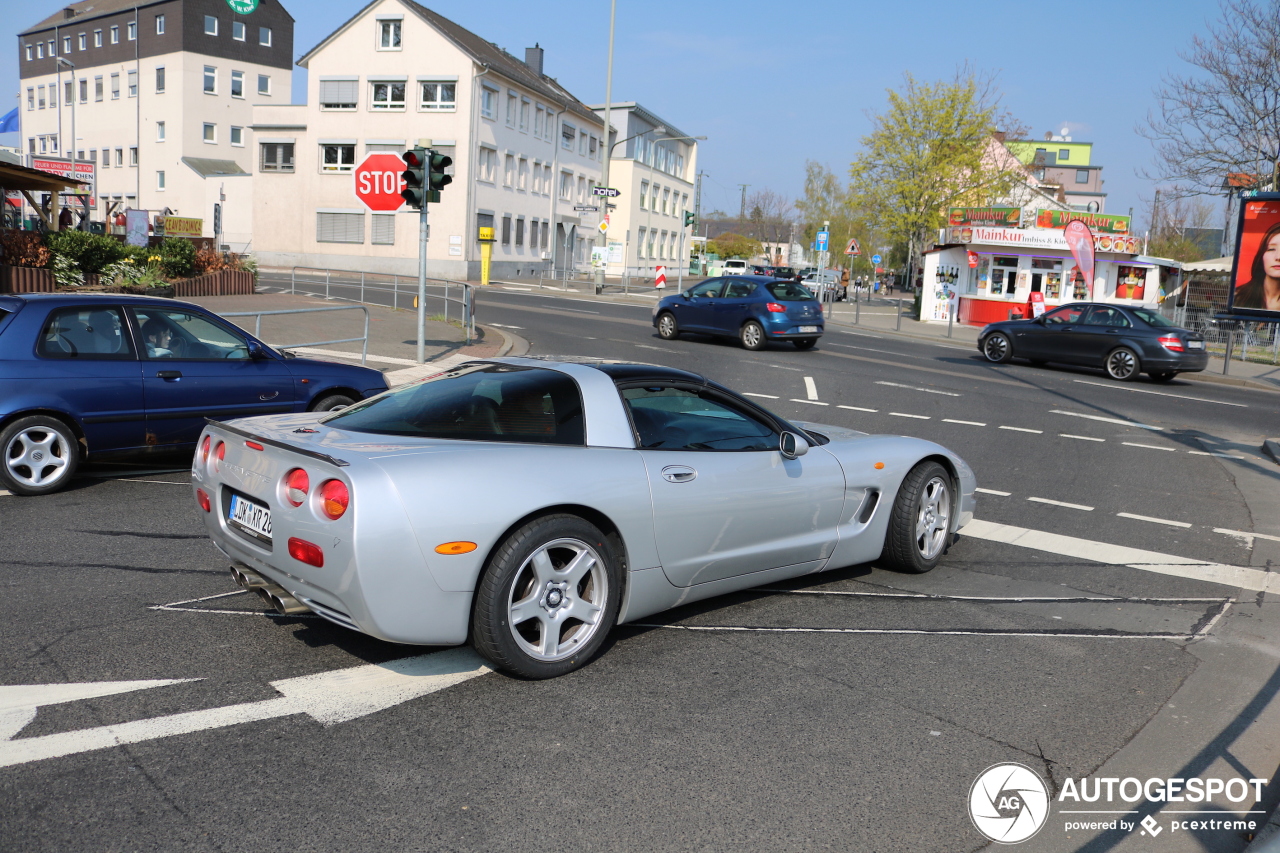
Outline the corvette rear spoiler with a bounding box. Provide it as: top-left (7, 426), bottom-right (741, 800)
top-left (205, 418), bottom-right (351, 468)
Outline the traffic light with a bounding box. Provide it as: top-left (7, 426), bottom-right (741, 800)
top-left (427, 150), bottom-right (453, 203)
top-left (683, 211), bottom-right (696, 228)
top-left (401, 147), bottom-right (427, 209)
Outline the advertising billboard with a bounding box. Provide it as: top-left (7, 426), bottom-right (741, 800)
top-left (1228, 192), bottom-right (1280, 317)
top-left (948, 207), bottom-right (1020, 227)
top-left (1035, 209), bottom-right (1131, 234)
top-left (30, 156), bottom-right (97, 210)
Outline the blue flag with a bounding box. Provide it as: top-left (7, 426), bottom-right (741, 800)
top-left (0, 107), bottom-right (17, 134)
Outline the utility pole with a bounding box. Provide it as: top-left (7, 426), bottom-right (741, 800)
top-left (695, 170), bottom-right (706, 275)
top-left (738, 184), bottom-right (749, 223)
top-left (593, 0), bottom-right (617, 295)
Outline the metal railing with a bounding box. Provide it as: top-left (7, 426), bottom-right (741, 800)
top-left (276, 266), bottom-right (476, 344)
top-left (220, 305), bottom-right (371, 365)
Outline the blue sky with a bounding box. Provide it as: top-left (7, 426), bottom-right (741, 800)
top-left (3, 0), bottom-right (1227, 230)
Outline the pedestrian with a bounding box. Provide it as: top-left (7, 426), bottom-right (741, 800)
top-left (58, 205), bottom-right (73, 231)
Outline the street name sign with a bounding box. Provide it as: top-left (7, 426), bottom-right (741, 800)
top-left (574, 204), bottom-right (599, 212)
top-left (592, 187), bottom-right (621, 198)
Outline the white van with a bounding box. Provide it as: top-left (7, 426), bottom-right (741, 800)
top-left (722, 259), bottom-right (749, 275)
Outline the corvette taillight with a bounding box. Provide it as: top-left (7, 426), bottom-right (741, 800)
top-left (288, 537), bottom-right (324, 567)
top-left (200, 435), bottom-right (211, 466)
top-left (213, 442), bottom-right (226, 471)
top-left (195, 488), bottom-right (211, 512)
top-left (766, 302), bottom-right (787, 313)
top-left (319, 479), bottom-right (349, 520)
top-left (283, 468), bottom-right (309, 507)
top-left (1158, 335), bottom-right (1185, 352)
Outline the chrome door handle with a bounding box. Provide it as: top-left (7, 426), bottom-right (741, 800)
top-left (661, 465), bottom-right (697, 483)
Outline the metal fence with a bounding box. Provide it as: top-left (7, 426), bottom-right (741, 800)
top-left (220, 304), bottom-right (371, 365)
top-left (535, 265), bottom-right (698, 295)
top-left (1159, 272), bottom-right (1280, 366)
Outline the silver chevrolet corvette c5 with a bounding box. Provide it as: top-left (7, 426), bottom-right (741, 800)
top-left (192, 357), bottom-right (977, 678)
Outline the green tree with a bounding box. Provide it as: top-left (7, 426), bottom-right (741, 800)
top-left (706, 232), bottom-right (761, 259)
top-left (848, 68), bottom-right (1024, 284)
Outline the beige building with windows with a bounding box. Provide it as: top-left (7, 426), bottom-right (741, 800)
top-left (250, 0), bottom-right (606, 280)
top-left (589, 102), bottom-right (698, 280)
top-left (17, 0), bottom-right (294, 246)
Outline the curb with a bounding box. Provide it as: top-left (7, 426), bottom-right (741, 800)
top-left (1264, 439), bottom-right (1280, 466)
top-left (482, 324), bottom-right (529, 358)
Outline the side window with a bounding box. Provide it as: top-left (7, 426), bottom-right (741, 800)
top-left (688, 279), bottom-right (723, 298)
top-left (38, 306), bottom-right (135, 359)
top-left (130, 308), bottom-right (250, 360)
top-left (1084, 306), bottom-right (1129, 328)
top-left (725, 281), bottom-right (756, 298)
top-left (1042, 305), bottom-right (1085, 325)
top-left (622, 386), bottom-right (777, 451)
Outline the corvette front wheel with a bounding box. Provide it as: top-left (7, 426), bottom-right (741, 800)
top-left (880, 461), bottom-right (953, 574)
top-left (471, 514), bottom-right (622, 679)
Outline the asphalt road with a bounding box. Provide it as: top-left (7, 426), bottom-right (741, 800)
top-left (3, 284), bottom-right (1279, 853)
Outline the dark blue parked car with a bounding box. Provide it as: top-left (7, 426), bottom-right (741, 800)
top-left (0, 293), bottom-right (389, 495)
top-left (652, 275), bottom-right (824, 350)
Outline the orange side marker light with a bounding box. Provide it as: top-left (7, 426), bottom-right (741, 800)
top-left (435, 541), bottom-right (478, 555)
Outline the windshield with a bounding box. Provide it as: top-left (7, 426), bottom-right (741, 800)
top-left (1130, 308), bottom-right (1177, 328)
top-left (321, 364), bottom-right (585, 445)
top-left (766, 281), bottom-right (816, 301)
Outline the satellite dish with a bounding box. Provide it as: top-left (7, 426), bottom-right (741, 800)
top-left (1061, 127), bottom-right (1070, 136)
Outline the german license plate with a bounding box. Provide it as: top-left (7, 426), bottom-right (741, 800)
top-left (798, 325), bottom-right (820, 334)
top-left (228, 493), bottom-right (272, 543)
top-left (1187, 340), bottom-right (1204, 349)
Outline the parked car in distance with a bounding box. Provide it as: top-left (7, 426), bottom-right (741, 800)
top-left (721, 259), bottom-right (750, 275)
top-left (0, 293), bottom-right (389, 495)
top-left (977, 302), bottom-right (1209, 382)
top-left (751, 265), bottom-right (800, 280)
top-left (803, 270), bottom-right (846, 300)
top-left (194, 357), bottom-right (977, 678)
top-left (653, 276), bottom-right (824, 350)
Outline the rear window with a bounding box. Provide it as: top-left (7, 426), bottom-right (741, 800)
top-left (1130, 308), bottom-right (1176, 328)
top-left (321, 364), bottom-right (585, 446)
top-left (766, 281), bottom-right (816, 301)
top-left (38, 306), bottom-right (136, 359)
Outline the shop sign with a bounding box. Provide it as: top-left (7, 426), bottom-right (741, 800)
top-left (948, 207), bottom-right (1020, 227)
top-left (948, 226), bottom-right (1139, 254)
top-left (30, 156), bottom-right (96, 209)
top-left (1035, 209), bottom-right (1132, 234)
top-left (159, 216), bottom-right (203, 238)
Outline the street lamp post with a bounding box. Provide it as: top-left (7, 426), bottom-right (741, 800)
top-left (594, 0), bottom-right (617, 294)
top-left (55, 56), bottom-right (77, 230)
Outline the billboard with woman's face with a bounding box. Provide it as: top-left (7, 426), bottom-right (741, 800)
top-left (1229, 192), bottom-right (1280, 316)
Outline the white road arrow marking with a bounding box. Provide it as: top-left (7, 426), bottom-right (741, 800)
top-left (0, 679), bottom-right (197, 741)
top-left (0, 648), bottom-right (489, 769)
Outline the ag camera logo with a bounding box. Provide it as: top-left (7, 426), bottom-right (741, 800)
top-left (969, 763), bottom-right (1051, 844)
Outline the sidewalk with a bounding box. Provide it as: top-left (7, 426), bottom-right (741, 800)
top-left (187, 292), bottom-right (526, 386)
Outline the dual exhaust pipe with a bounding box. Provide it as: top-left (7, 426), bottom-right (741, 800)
top-left (230, 565), bottom-right (310, 616)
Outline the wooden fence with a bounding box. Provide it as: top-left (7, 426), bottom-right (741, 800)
top-left (0, 266), bottom-right (254, 296)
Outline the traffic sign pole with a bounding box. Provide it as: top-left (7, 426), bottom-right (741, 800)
top-left (416, 201), bottom-right (428, 363)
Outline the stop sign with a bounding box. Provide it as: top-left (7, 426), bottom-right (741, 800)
top-left (353, 152), bottom-right (407, 212)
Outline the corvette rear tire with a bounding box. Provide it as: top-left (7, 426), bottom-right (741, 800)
top-left (656, 312), bottom-right (679, 340)
top-left (0, 415), bottom-right (80, 496)
top-left (472, 514), bottom-right (622, 679)
top-left (880, 461), bottom-right (953, 574)
top-left (740, 321), bottom-right (766, 351)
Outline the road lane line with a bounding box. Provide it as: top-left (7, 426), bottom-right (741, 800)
top-left (1214, 528), bottom-right (1280, 544)
top-left (790, 398), bottom-right (830, 406)
top-left (889, 412), bottom-right (930, 419)
top-left (962, 518), bottom-right (1280, 593)
top-left (1060, 434), bottom-right (1106, 442)
top-left (500, 286), bottom-right (534, 291)
top-left (875, 381), bottom-right (961, 397)
top-left (743, 392), bottom-right (779, 399)
top-left (944, 419), bottom-right (986, 426)
top-left (975, 488), bottom-right (1011, 496)
top-left (999, 426), bottom-right (1043, 434)
top-left (1073, 379), bottom-right (1248, 408)
top-left (634, 344), bottom-right (677, 352)
top-left (639, 624), bottom-right (1191, 639)
top-left (1123, 442), bottom-right (1176, 451)
top-left (757, 590), bottom-right (1228, 603)
top-left (1117, 512), bottom-right (1192, 528)
top-left (1027, 497), bottom-right (1094, 511)
top-left (1188, 450), bottom-right (1245, 459)
top-left (804, 376), bottom-right (819, 400)
top-left (839, 405), bottom-right (878, 412)
top-left (0, 490), bottom-right (11, 497)
top-left (770, 364), bottom-right (803, 372)
top-left (1050, 410), bottom-right (1163, 431)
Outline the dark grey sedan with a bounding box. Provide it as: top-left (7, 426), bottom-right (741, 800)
top-left (976, 303), bottom-right (1209, 382)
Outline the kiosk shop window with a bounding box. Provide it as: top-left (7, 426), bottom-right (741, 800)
top-left (990, 256), bottom-right (1018, 296)
top-left (1031, 258), bottom-right (1063, 299)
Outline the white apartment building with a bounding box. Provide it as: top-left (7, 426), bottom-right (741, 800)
top-left (17, 0), bottom-right (294, 246)
top-left (251, 0), bottom-right (607, 280)
top-left (590, 102), bottom-right (697, 279)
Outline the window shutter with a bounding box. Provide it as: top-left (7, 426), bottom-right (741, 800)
top-left (371, 214), bottom-right (396, 245)
top-left (319, 79), bottom-right (358, 108)
top-left (316, 212), bottom-right (364, 244)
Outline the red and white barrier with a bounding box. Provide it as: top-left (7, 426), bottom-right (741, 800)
top-left (655, 266), bottom-right (667, 289)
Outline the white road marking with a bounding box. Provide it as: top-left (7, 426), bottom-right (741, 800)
top-left (770, 364), bottom-right (803, 372)
top-left (839, 405), bottom-right (878, 412)
top-left (1214, 528), bottom-right (1280, 544)
top-left (640, 624), bottom-right (1193, 640)
top-left (555, 306), bottom-right (601, 314)
top-left (975, 488), bottom-right (1012, 496)
top-left (1027, 497), bottom-right (1094, 511)
top-left (500, 286), bottom-right (534, 291)
top-left (116, 479), bottom-right (190, 486)
top-left (944, 419), bottom-right (986, 426)
top-left (634, 344), bottom-right (677, 352)
top-left (999, 426), bottom-right (1043, 434)
top-left (151, 590), bottom-right (321, 619)
top-left (758, 589), bottom-right (1228, 604)
top-left (1073, 379), bottom-right (1248, 408)
top-left (804, 376), bottom-right (819, 400)
top-left (1051, 410), bottom-right (1163, 431)
top-left (488, 323), bottom-right (524, 329)
top-left (875, 380), bottom-right (961, 397)
top-left (1123, 442), bottom-right (1176, 451)
top-left (963, 518), bottom-right (1280, 593)
top-left (0, 490), bottom-right (11, 497)
top-left (837, 331), bottom-right (884, 339)
top-left (1188, 450), bottom-right (1245, 459)
top-left (1117, 512), bottom-right (1192, 529)
top-left (743, 392), bottom-right (780, 399)
top-left (0, 649), bottom-right (489, 769)
top-left (0, 679), bottom-right (199, 741)
top-left (889, 412), bottom-right (930, 419)
top-left (1060, 434), bottom-right (1105, 442)
top-left (790, 398), bottom-right (830, 406)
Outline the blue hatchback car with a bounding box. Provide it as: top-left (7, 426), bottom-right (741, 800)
top-left (652, 275), bottom-right (824, 350)
top-left (0, 293), bottom-right (389, 495)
